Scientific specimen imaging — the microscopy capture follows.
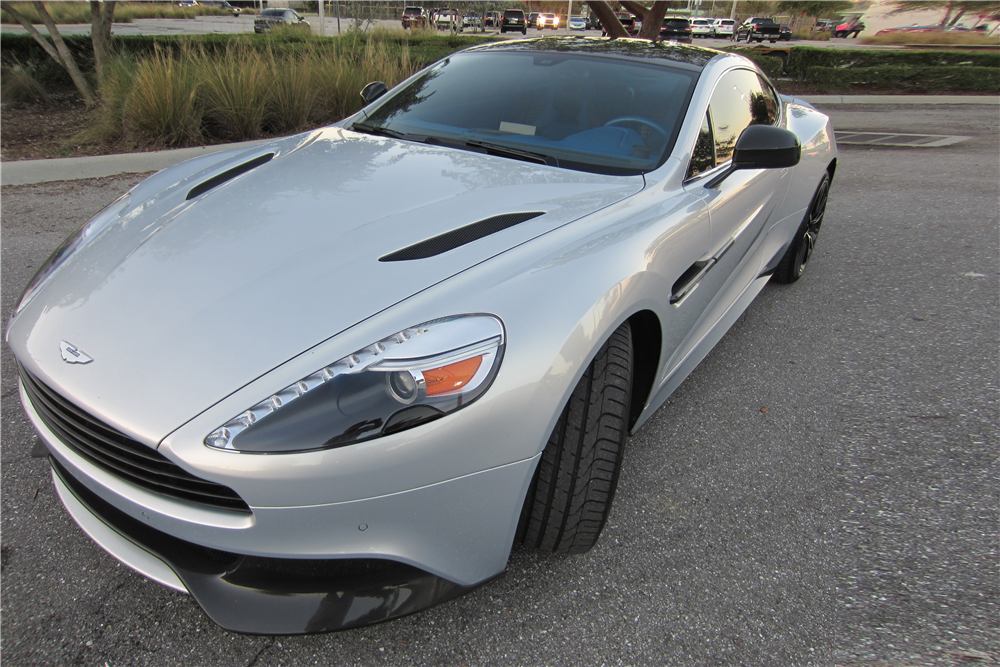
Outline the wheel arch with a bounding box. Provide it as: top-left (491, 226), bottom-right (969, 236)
top-left (625, 309), bottom-right (661, 430)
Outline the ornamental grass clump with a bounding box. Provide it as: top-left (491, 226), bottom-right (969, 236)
top-left (122, 47), bottom-right (203, 147)
top-left (0, 63), bottom-right (49, 106)
top-left (264, 53), bottom-right (317, 136)
top-left (89, 33), bottom-right (419, 147)
top-left (200, 45), bottom-right (269, 141)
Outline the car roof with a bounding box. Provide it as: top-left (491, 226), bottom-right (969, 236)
top-left (462, 37), bottom-right (720, 71)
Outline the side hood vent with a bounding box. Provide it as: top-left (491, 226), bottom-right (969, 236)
top-left (186, 153), bottom-right (274, 201)
top-left (380, 211), bottom-right (545, 262)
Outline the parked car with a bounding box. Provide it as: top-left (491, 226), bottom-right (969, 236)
top-left (835, 20), bottom-right (865, 38)
top-left (484, 11), bottom-right (502, 27)
top-left (587, 13), bottom-right (601, 30)
top-left (537, 13), bottom-right (559, 30)
top-left (605, 11), bottom-right (637, 35)
top-left (734, 17), bottom-right (781, 42)
top-left (527, 12), bottom-right (538, 27)
top-left (435, 8), bottom-right (460, 30)
top-left (500, 8), bottom-right (526, 34)
top-left (814, 18), bottom-right (837, 32)
top-left (199, 0), bottom-right (240, 16)
top-left (253, 8), bottom-right (309, 33)
top-left (569, 16), bottom-right (587, 31)
top-left (660, 17), bottom-right (693, 43)
top-left (690, 18), bottom-right (715, 38)
top-left (711, 18), bottom-right (735, 38)
top-left (463, 14), bottom-right (481, 29)
top-left (401, 6), bottom-right (428, 29)
top-left (779, 24), bottom-right (792, 40)
top-left (8, 37), bottom-right (837, 635)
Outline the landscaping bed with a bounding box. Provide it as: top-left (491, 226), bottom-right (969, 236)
top-left (3, 36), bottom-right (996, 162)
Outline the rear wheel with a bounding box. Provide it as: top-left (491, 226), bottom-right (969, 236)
top-left (774, 173), bottom-right (831, 284)
top-left (517, 322), bottom-right (633, 554)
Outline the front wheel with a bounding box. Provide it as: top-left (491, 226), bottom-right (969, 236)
top-left (774, 173), bottom-right (831, 284)
top-left (517, 322), bottom-right (633, 554)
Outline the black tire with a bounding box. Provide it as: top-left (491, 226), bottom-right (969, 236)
top-left (517, 322), bottom-right (633, 554)
top-left (774, 172), bottom-right (831, 284)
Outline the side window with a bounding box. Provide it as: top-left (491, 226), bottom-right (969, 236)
top-left (687, 113), bottom-right (715, 180)
top-left (754, 73), bottom-right (780, 125)
top-left (707, 69), bottom-right (775, 164)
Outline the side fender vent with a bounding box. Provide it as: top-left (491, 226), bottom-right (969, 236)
top-left (186, 153), bottom-right (274, 201)
top-left (379, 211), bottom-right (545, 262)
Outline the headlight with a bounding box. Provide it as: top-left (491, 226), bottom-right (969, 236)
top-left (14, 193), bottom-right (131, 316)
top-left (205, 314), bottom-right (505, 454)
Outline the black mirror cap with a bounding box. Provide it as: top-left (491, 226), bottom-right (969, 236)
top-left (732, 125), bottom-right (801, 169)
top-left (360, 81), bottom-right (388, 106)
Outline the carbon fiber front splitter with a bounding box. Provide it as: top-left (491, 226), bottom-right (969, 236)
top-left (52, 459), bottom-right (495, 634)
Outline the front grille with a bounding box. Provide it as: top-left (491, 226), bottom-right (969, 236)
top-left (18, 365), bottom-right (250, 513)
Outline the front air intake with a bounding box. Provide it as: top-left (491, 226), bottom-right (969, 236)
top-left (379, 212), bottom-right (545, 261)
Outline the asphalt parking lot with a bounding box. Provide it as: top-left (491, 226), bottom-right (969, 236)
top-left (1, 103), bottom-right (997, 667)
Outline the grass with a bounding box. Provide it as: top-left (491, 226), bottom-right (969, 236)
top-left (794, 28), bottom-right (831, 41)
top-left (0, 1), bottom-right (247, 24)
top-left (0, 63), bottom-right (50, 106)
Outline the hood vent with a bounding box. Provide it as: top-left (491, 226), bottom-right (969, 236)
top-left (380, 211), bottom-right (545, 262)
top-left (186, 153), bottom-right (274, 201)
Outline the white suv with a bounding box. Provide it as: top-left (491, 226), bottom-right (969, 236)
top-left (712, 18), bottom-right (736, 38)
top-left (691, 18), bottom-right (715, 37)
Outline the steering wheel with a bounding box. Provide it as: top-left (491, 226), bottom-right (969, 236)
top-left (603, 116), bottom-right (669, 145)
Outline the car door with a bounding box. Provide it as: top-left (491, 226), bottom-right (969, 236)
top-left (700, 70), bottom-right (788, 298)
top-left (664, 69), bottom-right (790, 370)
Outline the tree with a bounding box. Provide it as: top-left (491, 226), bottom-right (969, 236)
top-left (588, 0), bottom-right (672, 40)
top-left (0, 1), bottom-right (117, 107)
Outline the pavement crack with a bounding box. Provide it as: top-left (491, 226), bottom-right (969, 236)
top-left (245, 638), bottom-right (275, 667)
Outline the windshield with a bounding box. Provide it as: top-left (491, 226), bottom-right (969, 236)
top-left (357, 51), bottom-right (697, 176)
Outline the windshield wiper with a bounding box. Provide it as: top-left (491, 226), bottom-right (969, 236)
top-left (351, 123), bottom-right (408, 140)
top-left (465, 140), bottom-right (559, 167)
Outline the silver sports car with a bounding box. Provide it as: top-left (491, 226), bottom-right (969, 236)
top-left (7, 38), bottom-right (836, 634)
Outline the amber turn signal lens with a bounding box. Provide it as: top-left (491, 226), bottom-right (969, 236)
top-left (423, 356), bottom-right (483, 396)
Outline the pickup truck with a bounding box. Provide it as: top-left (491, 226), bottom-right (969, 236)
top-left (734, 17), bottom-right (781, 43)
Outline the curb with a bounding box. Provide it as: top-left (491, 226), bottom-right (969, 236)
top-left (2, 96), bottom-right (996, 186)
top-left (801, 94), bottom-right (999, 105)
top-left (1, 140), bottom-right (270, 187)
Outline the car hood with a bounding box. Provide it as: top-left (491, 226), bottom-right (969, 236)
top-left (10, 128), bottom-right (644, 442)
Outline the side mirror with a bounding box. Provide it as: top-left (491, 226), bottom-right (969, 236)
top-left (360, 81), bottom-right (388, 106)
top-left (705, 125), bottom-right (801, 188)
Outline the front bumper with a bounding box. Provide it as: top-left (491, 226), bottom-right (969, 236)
top-left (51, 458), bottom-right (489, 634)
top-left (20, 375), bottom-right (540, 632)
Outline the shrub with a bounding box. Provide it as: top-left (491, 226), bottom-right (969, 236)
top-left (786, 46), bottom-right (1000, 80)
top-left (734, 51), bottom-right (784, 78)
top-left (861, 31), bottom-right (1000, 47)
top-left (805, 65), bottom-right (1000, 92)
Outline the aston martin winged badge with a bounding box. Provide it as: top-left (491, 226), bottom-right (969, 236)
top-left (60, 341), bottom-right (93, 364)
